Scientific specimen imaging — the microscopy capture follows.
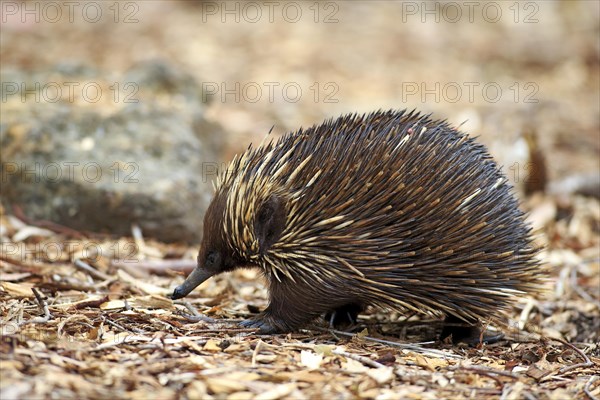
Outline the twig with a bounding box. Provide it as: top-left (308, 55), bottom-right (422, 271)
top-left (179, 301), bottom-right (199, 316)
top-left (288, 340), bottom-right (440, 371)
top-left (523, 391), bottom-right (537, 400)
top-left (500, 385), bottom-right (538, 400)
top-left (174, 301), bottom-right (216, 323)
top-left (74, 258), bottom-right (113, 281)
top-left (453, 365), bottom-right (520, 381)
top-left (585, 376), bottom-right (599, 400)
top-left (551, 338), bottom-right (594, 373)
top-left (327, 328), bottom-right (341, 341)
top-left (12, 204), bottom-right (87, 239)
top-left (180, 313), bottom-right (215, 323)
top-left (571, 268), bottom-right (600, 308)
top-left (73, 295), bottom-right (110, 310)
top-left (518, 297), bottom-right (536, 330)
top-left (220, 318), bottom-right (249, 323)
top-left (457, 387), bottom-right (502, 396)
top-left (319, 327), bottom-right (461, 359)
top-left (272, 341), bottom-right (386, 369)
top-left (36, 281), bottom-right (96, 292)
top-left (131, 224), bottom-right (160, 259)
top-left (0, 253), bottom-right (36, 269)
top-left (103, 317), bottom-right (145, 334)
top-left (500, 384), bottom-right (511, 400)
top-left (458, 368), bottom-right (503, 387)
top-left (251, 339), bottom-right (263, 367)
top-left (332, 348), bottom-right (386, 369)
top-left (556, 265), bottom-right (571, 297)
top-left (21, 288), bottom-right (51, 325)
top-left (111, 259), bottom-right (196, 274)
top-left (189, 328), bottom-right (256, 333)
top-left (548, 172), bottom-right (600, 198)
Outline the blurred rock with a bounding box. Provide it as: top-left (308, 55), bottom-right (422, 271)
top-left (1, 62), bottom-right (225, 243)
top-left (124, 60), bottom-right (205, 103)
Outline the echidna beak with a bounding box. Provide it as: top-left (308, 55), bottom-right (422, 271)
top-left (170, 267), bottom-right (213, 300)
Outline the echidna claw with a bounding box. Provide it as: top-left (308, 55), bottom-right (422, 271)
top-left (240, 315), bottom-right (278, 334)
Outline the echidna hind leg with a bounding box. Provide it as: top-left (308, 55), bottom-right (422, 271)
top-left (325, 303), bottom-right (364, 328)
top-left (440, 315), bottom-right (504, 344)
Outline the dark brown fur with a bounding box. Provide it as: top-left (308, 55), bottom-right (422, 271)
top-left (172, 110), bottom-right (542, 336)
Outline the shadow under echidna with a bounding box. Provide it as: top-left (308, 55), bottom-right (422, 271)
top-left (171, 109), bottom-right (543, 343)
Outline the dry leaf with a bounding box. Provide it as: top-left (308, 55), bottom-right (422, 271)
top-left (132, 295), bottom-right (173, 309)
top-left (100, 299), bottom-right (128, 310)
top-left (526, 364), bottom-right (550, 380)
top-left (117, 269), bottom-right (168, 295)
top-left (187, 355), bottom-right (215, 369)
top-left (314, 344), bottom-right (334, 356)
top-left (223, 344), bottom-right (244, 353)
top-left (413, 354), bottom-right (448, 371)
top-left (0, 272), bottom-right (31, 281)
top-left (300, 350), bottom-right (323, 370)
top-left (255, 354), bottom-right (278, 364)
top-left (228, 391), bottom-right (254, 400)
top-left (366, 367), bottom-right (394, 384)
top-left (205, 378), bottom-right (246, 394)
top-left (203, 339), bottom-right (222, 352)
top-left (254, 383), bottom-right (296, 400)
top-left (0, 282), bottom-right (34, 297)
top-left (342, 358), bottom-right (369, 373)
top-left (101, 331), bottom-right (133, 345)
top-left (356, 328), bottom-right (369, 338)
top-left (284, 370), bottom-right (326, 383)
top-left (12, 226), bottom-right (54, 241)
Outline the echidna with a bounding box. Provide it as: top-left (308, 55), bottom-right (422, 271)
top-left (172, 109), bottom-right (541, 338)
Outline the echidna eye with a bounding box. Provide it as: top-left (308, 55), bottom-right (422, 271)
top-left (205, 252), bottom-right (218, 268)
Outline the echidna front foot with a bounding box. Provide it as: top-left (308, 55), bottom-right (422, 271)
top-left (240, 312), bottom-right (291, 334)
top-left (240, 314), bottom-right (277, 334)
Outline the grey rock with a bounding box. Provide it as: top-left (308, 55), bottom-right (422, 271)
top-left (1, 62), bottom-right (225, 243)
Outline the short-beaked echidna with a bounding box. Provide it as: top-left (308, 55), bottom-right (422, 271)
top-left (172, 109), bottom-right (541, 336)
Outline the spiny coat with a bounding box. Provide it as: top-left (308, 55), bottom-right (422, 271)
top-left (172, 109), bottom-right (541, 334)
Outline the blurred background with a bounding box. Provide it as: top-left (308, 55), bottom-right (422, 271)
top-left (1, 0), bottom-right (599, 242)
